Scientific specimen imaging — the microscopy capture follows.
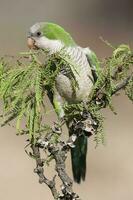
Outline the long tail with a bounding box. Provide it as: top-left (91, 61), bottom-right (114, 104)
top-left (69, 131), bottom-right (88, 183)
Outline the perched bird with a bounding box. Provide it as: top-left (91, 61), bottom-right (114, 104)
top-left (27, 22), bottom-right (99, 183)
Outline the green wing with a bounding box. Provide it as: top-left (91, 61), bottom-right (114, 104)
top-left (84, 47), bottom-right (101, 81)
top-left (45, 85), bottom-right (65, 119)
top-left (53, 89), bottom-right (65, 119)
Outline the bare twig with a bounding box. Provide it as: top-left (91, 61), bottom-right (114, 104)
top-left (112, 73), bottom-right (133, 94)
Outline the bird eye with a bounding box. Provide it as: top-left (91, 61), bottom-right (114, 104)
top-left (36, 31), bottom-right (41, 37)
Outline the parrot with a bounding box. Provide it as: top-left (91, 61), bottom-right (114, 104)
top-left (27, 22), bottom-right (100, 183)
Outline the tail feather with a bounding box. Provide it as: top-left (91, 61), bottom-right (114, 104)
top-left (70, 133), bottom-right (88, 183)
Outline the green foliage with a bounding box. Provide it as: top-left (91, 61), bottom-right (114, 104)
top-left (88, 103), bottom-right (104, 146)
top-left (86, 44), bottom-right (133, 144)
top-left (0, 54), bottom-right (46, 140)
top-left (0, 49), bottom-right (81, 142)
top-left (0, 44), bottom-right (132, 145)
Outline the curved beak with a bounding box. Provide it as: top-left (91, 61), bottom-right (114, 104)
top-left (27, 37), bottom-right (38, 49)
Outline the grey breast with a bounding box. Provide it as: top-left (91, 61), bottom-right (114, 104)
top-left (55, 47), bottom-right (93, 103)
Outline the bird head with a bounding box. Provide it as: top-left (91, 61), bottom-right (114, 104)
top-left (27, 22), bottom-right (76, 53)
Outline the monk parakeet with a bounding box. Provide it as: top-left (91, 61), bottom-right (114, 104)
top-left (27, 22), bottom-right (100, 183)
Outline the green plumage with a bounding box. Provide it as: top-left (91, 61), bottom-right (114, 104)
top-left (41, 22), bottom-right (76, 46)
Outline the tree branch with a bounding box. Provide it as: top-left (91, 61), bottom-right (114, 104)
top-left (31, 144), bottom-right (59, 199)
top-left (112, 73), bottom-right (133, 95)
top-left (30, 122), bottom-right (82, 200)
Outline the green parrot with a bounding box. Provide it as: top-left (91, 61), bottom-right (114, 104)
top-left (27, 22), bottom-right (100, 183)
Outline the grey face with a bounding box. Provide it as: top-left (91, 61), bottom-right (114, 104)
top-left (28, 22), bottom-right (44, 38)
top-left (27, 23), bottom-right (43, 49)
top-left (27, 22), bottom-right (63, 51)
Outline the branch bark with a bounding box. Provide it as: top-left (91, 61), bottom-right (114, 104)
top-left (31, 144), bottom-right (59, 199)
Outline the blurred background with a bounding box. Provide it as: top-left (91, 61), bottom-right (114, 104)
top-left (0, 0), bottom-right (133, 199)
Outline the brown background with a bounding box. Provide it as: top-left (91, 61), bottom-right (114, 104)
top-left (0, 0), bottom-right (133, 199)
